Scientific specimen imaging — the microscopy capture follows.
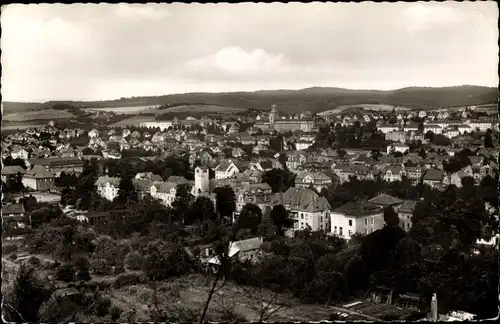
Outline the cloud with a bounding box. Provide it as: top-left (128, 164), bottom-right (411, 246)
top-left (116, 4), bottom-right (171, 20)
top-left (186, 46), bottom-right (291, 74)
top-left (403, 3), bottom-right (463, 30)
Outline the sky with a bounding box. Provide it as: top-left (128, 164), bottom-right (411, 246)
top-left (1, 2), bottom-right (498, 102)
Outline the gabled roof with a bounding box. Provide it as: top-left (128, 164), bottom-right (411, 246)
top-left (423, 169), bottom-right (445, 181)
top-left (94, 176), bottom-right (120, 187)
top-left (1, 203), bottom-right (25, 215)
top-left (398, 200), bottom-right (418, 214)
top-left (166, 176), bottom-right (191, 184)
top-left (271, 187), bottom-right (331, 213)
top-left (1, 165), bottom-right (26, 176)
top-left (229, 237), bottom-right (263, 256)
top-left (24, 165), bottom-right (55, 179)
top-left (369, 194), bottom-right (403, 206)
top-left (333, 200), bottom-right (382, 218)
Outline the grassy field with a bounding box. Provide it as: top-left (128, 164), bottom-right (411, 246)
top-left (83, 105), bottom-right (160, 115)
top-left (3, 109), bottom-right (76, 122)
top-left (109, 115), bottom-right (156, 127)
top-left (156, 104), bottom-right (247, 114)
top-left (318, 104), bottom-right (412, 116)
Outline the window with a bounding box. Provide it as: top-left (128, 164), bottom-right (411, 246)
top-left (339, 227), bottom-right (343, 236)
top-left (371, 218), bottom-right (374, 225)
top-left (365, 219), bottom-right (368, 225)
top-left (348, 230), bottom-right (352, 236)
top-left (349, 220), bottom-right (353, 226)
top-left (364, 228), bottom-right (368, 234)
top-left (334, 226), bottom-right (337, 233)
top-left (320, 216), bottom-right (323, 223)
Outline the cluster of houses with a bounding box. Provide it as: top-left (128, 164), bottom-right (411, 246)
top-left (2, 105), bottom-right (498, 240)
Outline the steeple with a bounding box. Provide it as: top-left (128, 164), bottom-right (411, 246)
top-left (269, 104), bottom-right (278, 126)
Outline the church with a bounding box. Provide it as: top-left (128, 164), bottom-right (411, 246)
top-left (255, 105), bottom-right (315, 132)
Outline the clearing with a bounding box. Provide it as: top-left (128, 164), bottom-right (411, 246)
top-left (3, 109), bottom-right (76, 122)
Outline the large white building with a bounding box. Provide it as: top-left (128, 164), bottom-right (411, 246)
top-left (330, 201), bottom-right (384, 239)
top-left (140, 121), bottom-right (174, 131)
top-left (268, 187), bottom-right (331, 232)
top-left (95, 176), bottom-right (121, 201)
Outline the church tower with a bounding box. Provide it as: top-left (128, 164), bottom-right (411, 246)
top-left (269, 104), bottom-right (278, 127)
top-left (195, 166), bottom-right (210, 194)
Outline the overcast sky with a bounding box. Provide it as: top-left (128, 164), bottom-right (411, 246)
top-left (1, 2), bottom-right (498, 102)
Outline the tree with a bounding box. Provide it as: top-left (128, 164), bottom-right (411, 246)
top-left (172, 183), bottom-right (194, 224)
top-left (383, 205), bottom-right (399, 227)
top-left (344, 255), bottom-right (368, 296)
top-left (270, 205), bottom-right (294, 236)
top-left (188, 196), bottom-right (217, 225)
top-left (484, 132), bottom-right (494, 147)
top-left (261, 168), bottom-right (296, 193)
top-left (214, 186), bottom-right (236, 218)
top-left (3, 265), bottom-right (53, 322)
top-left (370, 149), bottom-right (382, 161)
top-left (238, 203), bottom-right (262, 234)
top-left (115, 177), bottom-right (138, 207)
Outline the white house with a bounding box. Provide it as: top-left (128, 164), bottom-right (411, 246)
top-left (330, 201), bottom-right (384, 239)
top-left (214, 160), bottom-right (240, 180)
top-left (423, 123), bottom-right (443, 135)
top-left (383, 165), bottom-right (406, 182)
top-left (296, 140), bottom-right (314, 151)
top-left (386, 143), bottom-right (409, 155)
top-left (95, 176), bottom-right (121, 201)
top-left (11, 148), bottom-right (29, 160)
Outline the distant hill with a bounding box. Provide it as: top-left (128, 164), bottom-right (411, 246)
top-left (3, 85), bottom-right (497, 115)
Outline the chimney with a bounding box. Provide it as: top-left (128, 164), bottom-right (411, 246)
top-left (431, 293), bottom-right (438, 322)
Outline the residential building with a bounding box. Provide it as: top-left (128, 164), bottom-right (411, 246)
top-left (268, 187), bottom-right (331, 232)
top-left (214, 159), bottom-right (241, 180)
top-left (95, 176), bottom-right (121, 201)
top-left (11, 148), bottom-right (29, 160)
top-left (330, 201), bottom-right (384, 239)
top-left (1, 203), bottom-right (28, 229)
top-left (295, 171), bottom-right (332, 192)
top-left (386, 143), bottom-right (409, 155)
top-left (383, 165), bottom-right (406, 182)
top-left (1, 165), bottom-right (26, 182)
top-left (397, 200), bottom-right (417, 231)
top-left (422, 169), bottom-right (445, 188)
top-left (22, 165), bottom-right (56, 191)
top-left (368, 194), bottom-right (403, 209)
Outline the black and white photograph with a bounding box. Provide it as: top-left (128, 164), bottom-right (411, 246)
top-left (1, 2), bottom-right (499, 322)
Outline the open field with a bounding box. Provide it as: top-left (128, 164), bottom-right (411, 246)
top-left (3, 109), bottom-right (76, 122)
top-left (1, 122), bottom-right (47, 131)
top-left (156, 104), bottom-right (247, 114)
top-left (83, 105), bottom-right (160, 115)
top-left (109, 115), bottom-right (156, 127)
top-left (318, 104), bottom-right (412, 116)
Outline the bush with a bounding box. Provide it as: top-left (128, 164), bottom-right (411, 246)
top-left (8, 253), bottom-right (18, 261)
top-left (113, 272), bottom-right (144, 289)
top-left (2, 244), bottom-right (19, 255)
top-left (56, 263), bottom-right (75, 282)
top-left (124, 251), bottom-right (144, 271)
top-left (90, 258), bottom-right (113, 275)
top-left (27, 256), bottom-right (41, 268)
top-left (109, 306), bottom-right (122, 321)
top-left (95, 296), bottom-right (112, 317)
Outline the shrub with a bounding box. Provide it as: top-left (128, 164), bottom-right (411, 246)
top-left (2, 244), bottom-right (19, 255)
top-left (56, 263), bottom-right (75, 282)
top-left (124, 251), bottom-right (144, 271)
top-left (8, 253), bottom-right (18, 261)
top-left (27, 256), bottom-right (41, 268)
top-left (95, 296), bottom-right (111, 317)
top-left (113, 272), bottom-right (144, 289)
top-left (90, 258), bottom-right (112, 275)
top-left (109, 306), bottom-right (122, 321)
